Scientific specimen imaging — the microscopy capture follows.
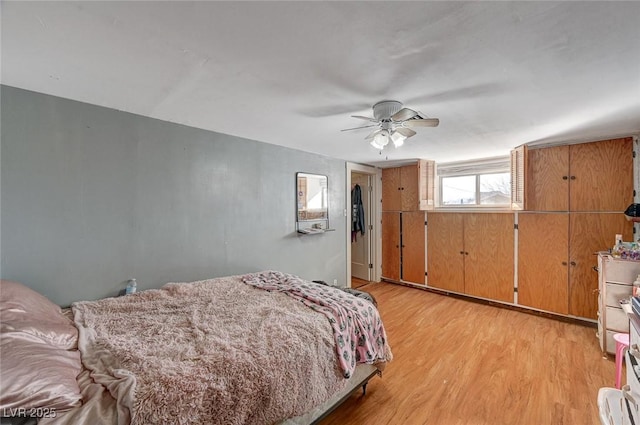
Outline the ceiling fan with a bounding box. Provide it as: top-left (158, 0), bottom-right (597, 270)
top-left (342, 100), bottom-right (439, 150)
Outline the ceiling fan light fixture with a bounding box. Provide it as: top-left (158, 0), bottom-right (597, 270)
top-left (370, 139), bottom-right (385, 150)
top-left (390, 130), bottom-right (406, 147)
top-left (371, 130), bottom-right (390, 149)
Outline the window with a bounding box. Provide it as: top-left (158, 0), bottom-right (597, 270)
top-left (438, 157), bottom-right (511, 207)
top-left (441, 175), bottom-right (476, 205)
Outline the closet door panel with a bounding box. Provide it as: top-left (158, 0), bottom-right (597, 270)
top-left (464, 213), bottom-right (514, 303)
top-left (569, 213), bottom-right (633, 319)
top-left (382, 168), bottom-right (401, 211)
top-left (518, 213), bottom-right (569, 315)
top-left (569, 138), bottom-right (633, 212)
top-left (526, 145), bottom-right (569, 211)
top-left (382, 212), bottom-right (401, 280)
top-left (402, 211), bottom-right (426, 284)
top-left (426, 213), bottom-right (464, 292)
top-left (400, 165), bottom-right (419, 211)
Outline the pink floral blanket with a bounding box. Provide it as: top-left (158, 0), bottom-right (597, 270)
top-left (242, 271), bottom-right (393, 378)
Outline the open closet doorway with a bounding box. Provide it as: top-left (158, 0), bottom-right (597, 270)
top-left (346, 163), bottom-right (380, 289)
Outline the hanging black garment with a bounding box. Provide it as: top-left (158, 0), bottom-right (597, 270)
top-left (351, 184), bottom-right (365, 242)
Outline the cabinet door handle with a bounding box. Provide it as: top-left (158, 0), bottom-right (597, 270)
top-left (402, 245), bottom-right (406, 248)
top-left (592, 288), bottom-right (600, 294)
top-left (592, 266), bottom-right (599, 272)
top-left (395, 245), bottom-right (399, 248)
top-left (459, 251), bottom-right (464, 255)
top-left (464, 252), bottom-right (469, 255)
top-left (570, 176), bottom-right (576, 180)
top-left (562, 261), bottom-right (568, 266)
top-left (570, 261), bottom-right (577, 266)
top-left (562, 176), bottom-right (568, 180)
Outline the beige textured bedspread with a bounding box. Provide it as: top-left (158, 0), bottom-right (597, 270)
top-left (46, 275), bottom-right (348, 425)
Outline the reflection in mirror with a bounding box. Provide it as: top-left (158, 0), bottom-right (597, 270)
top-left (297, 173), bottom-right (328, 222)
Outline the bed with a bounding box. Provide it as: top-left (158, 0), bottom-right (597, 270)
top-left (0, 271), bottom-right (392, 425)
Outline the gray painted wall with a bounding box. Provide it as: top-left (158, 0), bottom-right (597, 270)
top-left (1, 86), bottom-right (347, 306)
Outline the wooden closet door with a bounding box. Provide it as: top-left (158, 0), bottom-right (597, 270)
top-left (569, 138), bottom-right (633, 212)
top-left (382, 168), bottom-right (401, 211)
top-left (400, 164), bottom-right (419, 211)
top-left (402, 211), bottom-right (426, 284)
top-left (464, 213), bottom-right (514, 303)
top-left (426, 213), bottom-right (464, 292)
top-left (526, 145), bottom-right (569, 211)
top-left (381, 212), bottom-right (401, 281)
top-left (569, 213), bottom-right (633, 319)
top-left (518, 213), bottom-right (569, 315)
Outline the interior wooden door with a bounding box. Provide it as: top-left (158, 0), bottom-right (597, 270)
top-left (518, 213), bottom-right (569, 314)
top-left (463, 213), bottom-right (514, 302)
top-left (400, 164), bottom-right (419, 211)
top-left (569, 137), bottom-right (633, 212)
top-left (569, 213), bottom-right (633, 319)
top-left (402, 211), bottom-right (426, 284)
top-left (381, 212), bottom-right (401, 281)
top-left (382, 168), bottom-right (401, 211)
top-left (426, 213), bottom-right (464, 292)
top-left (526, 145), bottom-right (569, 211)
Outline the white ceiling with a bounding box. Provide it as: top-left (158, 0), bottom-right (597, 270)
top-left (2, 1), bottom-right (639, 166)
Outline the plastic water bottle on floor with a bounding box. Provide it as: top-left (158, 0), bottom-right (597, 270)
top-left (126, 278), bottom-right (137, 295)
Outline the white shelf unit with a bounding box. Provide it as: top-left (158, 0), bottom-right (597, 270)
top-left (597, 252), bottom-right (640, 354)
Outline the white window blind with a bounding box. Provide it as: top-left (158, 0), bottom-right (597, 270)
top-left (437, 156), bottom-right (510, 176)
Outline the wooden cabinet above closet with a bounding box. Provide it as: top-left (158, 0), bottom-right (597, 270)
top-left (382, 160), bottom-right (435, 212)
top-left (526, 137), bottom-right (633, 212)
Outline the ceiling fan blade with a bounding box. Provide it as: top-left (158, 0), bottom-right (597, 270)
top-left (394, 127), bottom-right (417, 138)
top-left (365, 129), bottom-right (383, 140)
top-left (404, 118), bottom-right (440, 128)
top-left (341, 124), bottom-right (379, 132)
top-left (351, 115), bottom-right (378, 123)
top-left (391, 108), bottom-right (418, 122)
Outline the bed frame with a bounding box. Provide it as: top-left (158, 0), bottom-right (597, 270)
top-left (281, 364), bottom-right (382, 425)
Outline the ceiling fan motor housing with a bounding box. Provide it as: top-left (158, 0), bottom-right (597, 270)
top-left (372, 100), bottom-right (403, 121)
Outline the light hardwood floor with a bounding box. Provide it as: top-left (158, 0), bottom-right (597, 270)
top-left (320, 282), bottom-right (615, 425)
top-left (351, 277), bottom-right (370, 289)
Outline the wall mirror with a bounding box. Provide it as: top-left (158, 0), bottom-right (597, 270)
top-left (296, 172), bottom-right (330, 233)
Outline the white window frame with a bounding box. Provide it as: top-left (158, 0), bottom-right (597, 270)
top-left (437, 156), bottom-right (511, 210)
